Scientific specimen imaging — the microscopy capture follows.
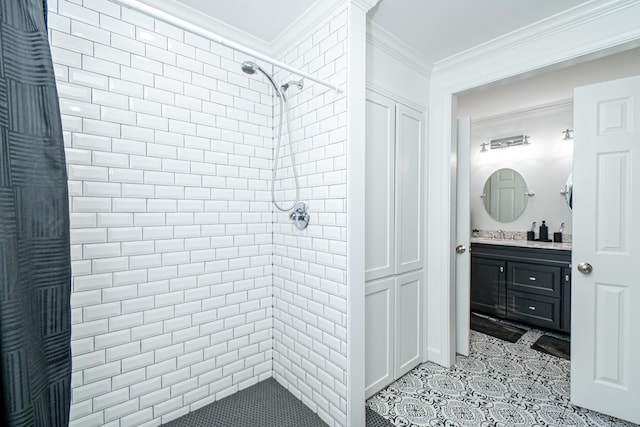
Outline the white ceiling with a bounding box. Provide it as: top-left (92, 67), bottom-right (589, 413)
top-left (170, 0), bottom-right (591, 62)
top-left (368, 0), bottom-right (590, 62)
top-left (171, 0), bottom-right (317, 42)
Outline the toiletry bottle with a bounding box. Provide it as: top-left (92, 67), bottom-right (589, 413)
top-left (527, 221), bottom-right (536, 241)
top-left (539, 220), bottom-right (549, 241)
top-left (554, 222), bottom-right (564, 243)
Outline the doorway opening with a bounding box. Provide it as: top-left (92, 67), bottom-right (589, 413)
top-left (454, 45), bottom-right (640, 353)
top-left (451, 46), bottom-right (640, 426)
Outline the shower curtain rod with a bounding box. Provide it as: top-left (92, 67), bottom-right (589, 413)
top-left (112, 0), bottom-right (343, 94)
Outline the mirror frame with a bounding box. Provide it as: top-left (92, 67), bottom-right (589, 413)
top-left (563, 173), bottom-right (573, 210)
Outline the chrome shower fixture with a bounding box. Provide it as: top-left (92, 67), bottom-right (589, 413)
top-left (289, 202), bottom-right (310, 231)
top-left (241, 61), bottom-right (283, 98)
top-left (240, 60), bottom-right (308, 229)
top-left (281, 80), bottom-right (304, 94)
top-left (240, 61), bottom-right (258, 74)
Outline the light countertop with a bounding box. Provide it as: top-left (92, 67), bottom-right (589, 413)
top-left (471, 237), bottom-right (572, 251)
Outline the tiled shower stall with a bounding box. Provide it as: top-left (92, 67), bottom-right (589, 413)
top-left (47, 0), bottom-right (349, 425)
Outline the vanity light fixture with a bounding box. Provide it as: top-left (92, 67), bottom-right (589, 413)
top-left (480, 134), bottom-right (530, 152)
top-left (562, 128), bottom-right (573, 141)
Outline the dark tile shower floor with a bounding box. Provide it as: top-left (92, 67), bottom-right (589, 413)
top-left (162, 377), bottom-right (393, 427)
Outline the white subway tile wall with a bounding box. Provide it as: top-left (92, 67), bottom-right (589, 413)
top-left (51, 0), bottom-right (350, 426)
top-left (271, 7), bottom-right (349, 427)
top-left (50, 0), bottom-right (277, 425)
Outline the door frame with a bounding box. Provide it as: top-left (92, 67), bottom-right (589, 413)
top-left (425, 1), bottom-right (640, 367)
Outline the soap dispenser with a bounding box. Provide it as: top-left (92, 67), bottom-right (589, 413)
top-left (539, 220), bottom-right (549, 242)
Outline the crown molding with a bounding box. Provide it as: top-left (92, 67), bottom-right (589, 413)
top-left (366, 82), bottom-right (427, 113)
top-left (271, 0), bottom-right (346, 58)
top-left (366, 20), bottom-right (433, 76)
top-left (432, 0), bottom-right (640, 75)
top-left (472, 99), bottom-right (573, 127)
top-left (351, 0), bottom-right (381, 12)
top-left (134, 0), bottom-right (271, 54)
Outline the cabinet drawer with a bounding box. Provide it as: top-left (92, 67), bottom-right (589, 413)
top-left (507, 290), bottom-right (560, 330)
top-left (509, 262), bottom-right (561, 297)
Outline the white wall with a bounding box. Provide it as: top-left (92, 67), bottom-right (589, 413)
top-left (468, 104), bottom-right (573, 235)
top-left (47, 0), bottom-right (351, 425)
top-left (457, 47), bottom-right (640, 119)
top-left (458, 47), bottom-right (640, 238)
top-left (271, 6), bottom-right (350, 427)
top-left (50, 0), bottom-right (276, 422)
top-left (365, 22), bottom-right (430, 111)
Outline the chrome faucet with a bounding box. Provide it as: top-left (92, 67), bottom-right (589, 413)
top-left (498, 229), bottom-right (506, 239)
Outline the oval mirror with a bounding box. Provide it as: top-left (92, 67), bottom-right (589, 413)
top-left (564, 173), bottom-right (573, 210)
top-left (481, 168), bottom-right (529, 222)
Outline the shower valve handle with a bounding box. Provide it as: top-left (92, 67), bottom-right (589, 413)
top-left (289, 203), bottom-right (310, 231)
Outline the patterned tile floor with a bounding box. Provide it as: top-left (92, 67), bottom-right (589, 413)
top-left (367, 324), bottom-right (636, 426)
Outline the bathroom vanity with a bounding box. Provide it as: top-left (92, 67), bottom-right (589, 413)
top-left (471, 240), bottom-right (571, 333)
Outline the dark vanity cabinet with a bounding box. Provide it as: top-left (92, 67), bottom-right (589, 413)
top-left (470, 257), bottom-right (506, 317)
top-left (471, 243), bottom-right (571, 333)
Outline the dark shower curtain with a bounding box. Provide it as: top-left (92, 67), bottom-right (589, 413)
top-left (0, 1), bottom-right (71, 427)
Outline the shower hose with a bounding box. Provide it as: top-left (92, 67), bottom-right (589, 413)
top-left (272, 94), bottom-right (300, 212)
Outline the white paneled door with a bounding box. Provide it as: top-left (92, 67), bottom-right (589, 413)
top-left (365, 278), bottom-right (395, 398)
top-left (394, 272), bottom-right (422, 378)
top-left (455, 117), bottom-right (471, 356)
top-left (364, 91), bottom-right (425, 398)
top-left (572, 75), bottom-right (640, 424)
top-left (395, 105), bottom-right (424, 274)
top-left (365, 92), bottom-right (396, 281)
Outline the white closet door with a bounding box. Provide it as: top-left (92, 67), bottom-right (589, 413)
top-left (365, 278), bottom-right (395, 398)
top-left (395, 271), bottom-right (422, 378)
top-left (365, 92), bottom-right (396, 281)
top-left (395, 105), bottom-right (424, 274)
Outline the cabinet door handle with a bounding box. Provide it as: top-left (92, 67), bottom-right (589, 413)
top-left (528, 306), bottom-right (536, 311)
top-left (499, 266), bottom-right (504, 273)
top-left (528, 276), bottom-right (536, 281)
top-left (565, 274), bottom-right (570, 282)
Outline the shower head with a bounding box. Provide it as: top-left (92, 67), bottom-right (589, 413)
top-left (241, 61), bottom-right (258, 75)
top-left (241, 61), bottom-right (282, 98)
